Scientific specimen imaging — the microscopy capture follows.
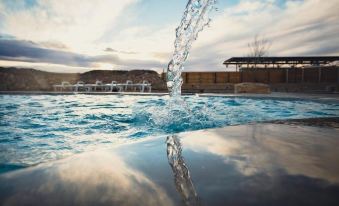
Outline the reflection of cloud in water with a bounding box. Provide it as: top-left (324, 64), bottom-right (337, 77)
top-left (1, 151), bottom-right (174, 206)
top-left (181, 124), bottom-right (339, 183)
top-left (167, 135), bottom-right (200, 206)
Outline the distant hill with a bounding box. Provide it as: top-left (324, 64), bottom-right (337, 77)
top-left (0, 67), bottom-right (167, 91)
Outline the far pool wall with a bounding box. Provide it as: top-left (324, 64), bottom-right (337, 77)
top-left (176, 66), bottom-right (339, 93)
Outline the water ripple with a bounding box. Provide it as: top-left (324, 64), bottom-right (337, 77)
top-left (0, 95), bottom-right (338, 171)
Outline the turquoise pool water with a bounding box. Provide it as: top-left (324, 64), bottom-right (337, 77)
top-left (0, 95), bottom-right (338, 170)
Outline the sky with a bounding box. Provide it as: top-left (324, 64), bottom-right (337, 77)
top-left (0, 0), bottom-right (338, 73)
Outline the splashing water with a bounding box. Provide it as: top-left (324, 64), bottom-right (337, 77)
top-left (167, 0), bottom-right (217, 97)
top-left (165, 4), bottom-right (223, 199)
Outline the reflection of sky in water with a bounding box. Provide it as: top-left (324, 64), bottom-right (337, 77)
top-left (0, 95), bottom-right (339, 167)
top-left (0, 151), bottom-right (175, 206)
top-left (1, 123), bottom-right (339, 205)
top-left (182, 124), bottom-right (339, 183)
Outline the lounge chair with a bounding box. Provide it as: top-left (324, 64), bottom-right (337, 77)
top-left (53, 81), bottom-right (74, 91)
top-left (105, 81), bottom-right (123, 92)
top-left (124, 80), bottom-right (134, 91)
top-left (74, 81), bottom-right (85, 92)
top-left (134, 80), bottom-right (152, 92)
top-left (94, 80), bottom-right (104, 91)
top-left (141, 80), bottom-right (151, 93)
top-left (85, 80), bottom-right (104, 92)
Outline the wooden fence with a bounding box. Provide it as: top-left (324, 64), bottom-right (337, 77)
top-left (180, 66), bottom-right (339, 84)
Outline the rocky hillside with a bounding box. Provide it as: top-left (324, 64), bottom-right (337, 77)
top-left (0, 67), bottom-right (167, 91)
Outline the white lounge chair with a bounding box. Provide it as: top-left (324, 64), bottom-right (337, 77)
top-left (134, 80), bottom-right (152, 92)
top-left (94, 80), bottom-right (104, 91)
top-left (53, 81), bottom-right (74, 91)
top-left (74, 81), bottom-right (85, 92)
top-left (124, 80), bottom-right (134, 91)
top-left (141, 80), bottom-right (152, 93)
top-left (85, 80), bottom-right (103, 92)
top-left (105, 81), bottom-right (123, 92)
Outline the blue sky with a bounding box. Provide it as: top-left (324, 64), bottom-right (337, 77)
top-left (0, 0), bottom-right (338, 73)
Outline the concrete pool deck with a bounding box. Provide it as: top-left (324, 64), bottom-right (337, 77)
top-left (0, 118), bottom-right (339, 206)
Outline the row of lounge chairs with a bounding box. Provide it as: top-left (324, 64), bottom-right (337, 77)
top-left (53, 80), bottom-right (152, 93)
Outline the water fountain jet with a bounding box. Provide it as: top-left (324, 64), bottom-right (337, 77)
top-left (167, 0), bottom-right (217, 97)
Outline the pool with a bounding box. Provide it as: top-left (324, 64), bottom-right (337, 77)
top-left (0, 94), bottom-right (338, 170)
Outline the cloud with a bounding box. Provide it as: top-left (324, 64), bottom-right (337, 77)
top-left (90, 55), bottom-right (163, 69)
top-left (102, 24), bottom-right (175, 54)
top-left (104, 47), bottom-right (138, 55)
top-left (0, 38), bottom-right (164, 71)
top-left (39, 41), bottom-right (69, 50)
top-left (0, 39), bottom-right (91, 67)
top-left (229, 0), bottom-right (276, 15)
top-left (0, 0), bottom-right (137, 52)
top-left (184, 0), bottom-right (339, 71)
top-left (0, 0), bottom-right (172, 71)
top-left (152, 52), bottom-right (171, 60)
top-left (104, 48), bottom-right (119, 53)
top-left (0, 0), bottom-right (338, 73)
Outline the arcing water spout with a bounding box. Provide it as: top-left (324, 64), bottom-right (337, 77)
top-left (165, 1), bottom-right (217, 202)
top-left (167, 0), bottom-right (217, 97)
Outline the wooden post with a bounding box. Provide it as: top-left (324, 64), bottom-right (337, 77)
top-left (286, 68), bottom-right (289, 83)
top-left (214, 72), bottom-right (217, 84)
top-left (318, 67), bottom-right (322, 83)
top-left (302, 68), bottom-right (305, 83)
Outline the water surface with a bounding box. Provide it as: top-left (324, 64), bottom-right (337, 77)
top-left (0, 95), bottom-right (338, 168)
top-left (1, 123), bottom-right (339, 206)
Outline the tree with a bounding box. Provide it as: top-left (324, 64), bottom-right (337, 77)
top-left (246, 35), bottom-right (272, 69)
top-left (247, 35), bottom-right (271, 58)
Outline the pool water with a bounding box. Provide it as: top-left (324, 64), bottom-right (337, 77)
top-left (0, 95), bottom-right (338, 170)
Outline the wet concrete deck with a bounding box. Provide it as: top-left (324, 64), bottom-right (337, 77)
top-left (0, 120), bottom-right (339, 206)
